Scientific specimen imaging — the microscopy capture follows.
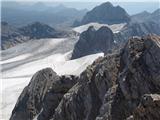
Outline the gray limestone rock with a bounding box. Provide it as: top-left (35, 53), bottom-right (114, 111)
top-left (10, 35), bottom-right (160, 120)
top-left (71, 26), bottom-right (115, 59)
top-left (10, 68), bottom-right (78, 120)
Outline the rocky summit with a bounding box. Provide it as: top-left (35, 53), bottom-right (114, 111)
top-left (71, 26), bottom-right (115, 59)
top-left (10, 35), bottom-right (160, 120)
top-left (79, 2), bottom-right (130, 25)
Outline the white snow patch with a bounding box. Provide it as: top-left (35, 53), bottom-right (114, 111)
top-left (1, 37), bottom-right (104, 120)
top-left (73, 22), bottom-right (126, 33)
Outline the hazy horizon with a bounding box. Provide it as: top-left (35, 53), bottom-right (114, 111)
top-left (2, 0), bottom-right (159, 15)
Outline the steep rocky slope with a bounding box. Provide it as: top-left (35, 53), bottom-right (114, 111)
top-left (10, 35), bottom-right (160, 120)
top-left (10, 68), bottom-right (78, 120)
top-left (115, 21), bottom-right (160, 43)
top-left (115, 8), bottom-right (160, 43)
top-left (71, 26), bottom-right (115, 59)
top-left (132, 94), bottom-right (160, 120)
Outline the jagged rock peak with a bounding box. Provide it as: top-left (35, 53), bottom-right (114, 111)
top-left (100, 2), bottom-right (113, 7)
top-left (71, 26), bottom-right (114, 59)
top-left (10, 68), bottom-right (78, 120)
top-left (80, 2), bottom-right (130, 25)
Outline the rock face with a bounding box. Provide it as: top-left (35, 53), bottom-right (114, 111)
top-left (10, 68), bottom-right (78, 120)
top-left (79, 2), bottom-right (130, 26)
top-left (54, 35), bottom-right (160, 120)
top-left (10, 35), bottom-right (160, 120)
top-left (114, 21), bottom-right (160, 43)
top-left (133, 94), bottom-right (160, 120)
top-left (103, 35), bottom-right (160, 120)
top-left (71, 26), bottom-right (115, 59)
top-left (37, 75), bottom-right (78, 120)
top-left (52, 53), bottom-right (120, 120)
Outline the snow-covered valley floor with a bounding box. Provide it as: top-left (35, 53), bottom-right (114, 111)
top-left (73, 22), bottom-right (126, 33)
top-left (0, 37), bottom-right (103, 120)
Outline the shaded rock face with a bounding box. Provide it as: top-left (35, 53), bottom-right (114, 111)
top-left (80, 2), bottom-right (130, 25)
top-left (10, 68), bottom-right (78, 120)
top-left (71, 26), bottom-right (114, 59)
top-left (37, 75), bottom-right (78, 120)
top-left (10, 68), bottom-right (57, 120)
top-left (11, 35), bottom-right (160, 120)
top-left (119, 35), bottom-right (160, 101)
top-left (52, 54), bottom-right (120, 120)
top-left (97, 35), bottom-right (160, 120)
top-left (114, 21), bottom-right (160, 44)
top-left (133, 94), bottom-right (160, 120)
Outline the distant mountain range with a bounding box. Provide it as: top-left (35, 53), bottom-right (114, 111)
top-left (131, 9), bottom-right (160, 24)
top-left (73, 2), bottom-right (130, 26)
top-left (1, 22), bottom-right (65, 50)
top-left (71, 2), bottom-right (160, 59)
top-left (1, 1), bottom-right (160, 51)
top-left (73, 2), bottom-right (160, 27)
top-left (1, 1), bottom-right (87, 28)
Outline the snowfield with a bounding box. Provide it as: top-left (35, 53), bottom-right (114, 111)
top-left (73, 22), bottom-right (126, 33)
top-left (0, 37), bottom-right (103, 120)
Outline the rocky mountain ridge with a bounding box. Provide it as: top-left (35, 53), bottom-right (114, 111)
top-left (1, 22), bottom-right (66, 50)
top-left (71, 2), bottom-right (160, 59)
top-left (10, 34), bottom-right (160, 120)
top-left (131, 9), bottom-right (160, 24)
top-left (71, 20), bottom-right (160, 59)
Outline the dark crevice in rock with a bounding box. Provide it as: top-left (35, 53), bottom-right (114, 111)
top-left (88, 72), bottom-right (102, 120)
